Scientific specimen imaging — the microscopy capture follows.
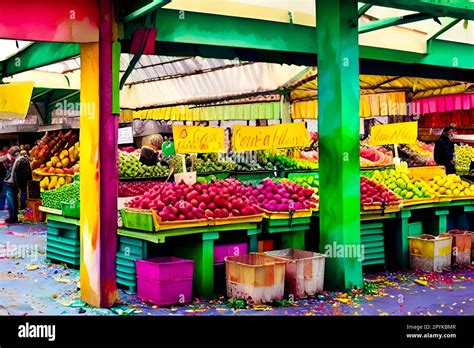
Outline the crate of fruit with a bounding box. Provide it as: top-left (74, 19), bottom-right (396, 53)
top-left (263, 209), bottom-right (313, 220)
top-left (210, 214), bottom-right (264, 226)
top-left (62, 200), bottom-right (80, 219)
top-left (400, 197), bottom-right (437, 207)
top-left (120, 208), bottom-right (155, 232)
top-left (361, 203), bottom-right (401, 213)
top-left (151, 210), bottom-right (209, 231)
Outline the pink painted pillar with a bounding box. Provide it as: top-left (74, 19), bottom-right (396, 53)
top-left (80, 0), bottom-right (118, 308)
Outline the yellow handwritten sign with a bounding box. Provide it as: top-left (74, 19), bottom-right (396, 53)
top-left (173, 125), bottom-right (225, 153)
top-left (370, 121), bottom-right (418, 146)
top-left (233, 123), bottom-right (310, 152)
top-left (0, 82), bottom-right (34, 120)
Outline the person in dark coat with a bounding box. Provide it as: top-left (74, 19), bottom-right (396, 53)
top-left (434, 126), bottom-right (456, 174)
top-left (0, 158), bottom-right (7, 210)
top-left (3, 146), bottom-right (21, 223)
top-left (17, 150), bottom-right (32, 210)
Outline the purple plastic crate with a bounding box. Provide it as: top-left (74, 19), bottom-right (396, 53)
top-left (136, 256), bottom-right (194, 306)
top-left (214, 243), bottom-right (247, 265)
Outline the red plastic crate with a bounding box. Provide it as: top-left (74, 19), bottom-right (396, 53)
top-left (214, 243), bottom-right (247, 265)
top-left (136, 257), bottom-right (194, 306)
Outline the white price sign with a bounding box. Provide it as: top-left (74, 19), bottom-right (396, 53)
top-left (118, 126), bottom-right (134, 145)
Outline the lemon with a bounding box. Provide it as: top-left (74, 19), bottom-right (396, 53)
top-left (446, 189), bottom-right (453, 195)
top-left (459, 191), bottom-right (465, 196)
top-left (462, 181), bottom-right (469, 188)
top-left (439, 187), bottom-right (446, 194)
top-left (454, 176), bottom-right (461, 183)
top-left (453, 189), bottom-right (460, 196)
top-left (465, 189), bottom-right (472, 196)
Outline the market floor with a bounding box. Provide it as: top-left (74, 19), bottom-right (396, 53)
top-left (0, 217), bottom-right (472, 316)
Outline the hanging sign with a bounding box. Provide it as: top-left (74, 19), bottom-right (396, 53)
top-left (369, 121), bottom-right (418, 146)
top-left (118, 127), bottom-right (134, 145)
top-left (0, 82), bottom-right (34, 120)
top-left (233, 123), bottom-right (310, 152)
top-left (172, 126), bottom-right (225, 153)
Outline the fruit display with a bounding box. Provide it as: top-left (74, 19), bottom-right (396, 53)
top-left (427, 174), bottom-right (474, 198)
top-left (454, 144), bottom-right (474, 173)
top-left (398, 145), bottom-right (436, 166)
top-left (286, 175), bottom-right (319, 194)
top-left (406, 140), bottom-right (435, 157)
top-left (118, 151), bottom-right (168, 178)
top-left (258, 151), bottom-right (318, 170)
top-left (125, 176), bottom-right (318, 222)
top-left (360, 177), bottom-right (400, 206)
top-left (119, 181), bottom-right (156, 197)
top-left (226, 151), bottom-right (269, 171)
top-left (360, 147), bottom-right (393, 167)
top-left (253, 178), bottom-right (318, 212)
top-left (40, 177), bottom-right (80, 209)
top-left (194, 153), bottom-right (236, 172)
top-left (39, 175), bottom-right (74, 191)
top-left (372, 169), bottom-right (432, 200)
top-left (127, 178), bottom-right (263, 221)
top-left (29, 130), bottom-right (79, 170)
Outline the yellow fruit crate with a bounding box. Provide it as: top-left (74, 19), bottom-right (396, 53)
top-left (408, 234), bottom-right (452, 272)
top-left (361, 202), bottom-right (401, 213)
top-left (151, 210), bottom-right (209, 231)
top-left (401, 197), bottom-right (437, 207)
top-left (263, 209), bottom-right (313, 220)
top-left (39, 206), bottom-right (63, 216)
top-left (210, 214), bottom-right (264, 226)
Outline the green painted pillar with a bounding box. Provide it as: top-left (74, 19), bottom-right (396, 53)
top-left (317, 0), bottom-right (363, 290)
top-left (282, 230), bottom-right (305, 249)
top-left (247, 228), bottom-right (261, 253)
top-left (395, 210), bottom-right (411, 269)
top-left (174, 232), bottom-right (219, 298)
top-left (433, 208), bottom-right (450, 235)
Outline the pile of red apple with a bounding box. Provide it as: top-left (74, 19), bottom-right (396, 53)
top-left (360, 177), bottom-right (400, 205)
top-left (126, 178), bottom-right (318, 222)
top-left (119, 181), bottom-right (154, 197)
top-left (253, 178), bottom-right (318, 211)
top-left (127, 178), bottom-right (263, 221)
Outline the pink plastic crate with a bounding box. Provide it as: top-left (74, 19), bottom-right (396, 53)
top-left (214, 243), bottom-right (247, 265)
top-left (136, 256), bottom-right (194, 306)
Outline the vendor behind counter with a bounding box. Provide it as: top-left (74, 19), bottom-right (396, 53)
top-left (140, 134), bottom-right (163, 166)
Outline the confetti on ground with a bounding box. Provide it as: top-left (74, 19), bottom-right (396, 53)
top-left (0, 214), bottom-right (472, 317)
top-left (26, 265), bottom-right (39, 271)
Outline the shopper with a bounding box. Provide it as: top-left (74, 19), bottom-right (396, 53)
top-left (0, 158), bottom-right (7, 210)
top-left (3, 146), bottom-right (21, 223)
top-left (434, 126), bottom-right (456, 174)
top-left (140, 134), bottom-right (164, 166)
top-left (17, 150), bottom-right (32, 210)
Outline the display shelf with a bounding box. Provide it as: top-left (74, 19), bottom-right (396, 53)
top-left (46, 213), bottom-right (80, 268)
top-left (39, 206), bottom-right (63, 216)
top-left (117, 222), bottom-right (261, 297)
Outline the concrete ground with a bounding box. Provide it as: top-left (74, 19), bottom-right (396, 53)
top-left (0, 215), bottom-right (472, 316)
